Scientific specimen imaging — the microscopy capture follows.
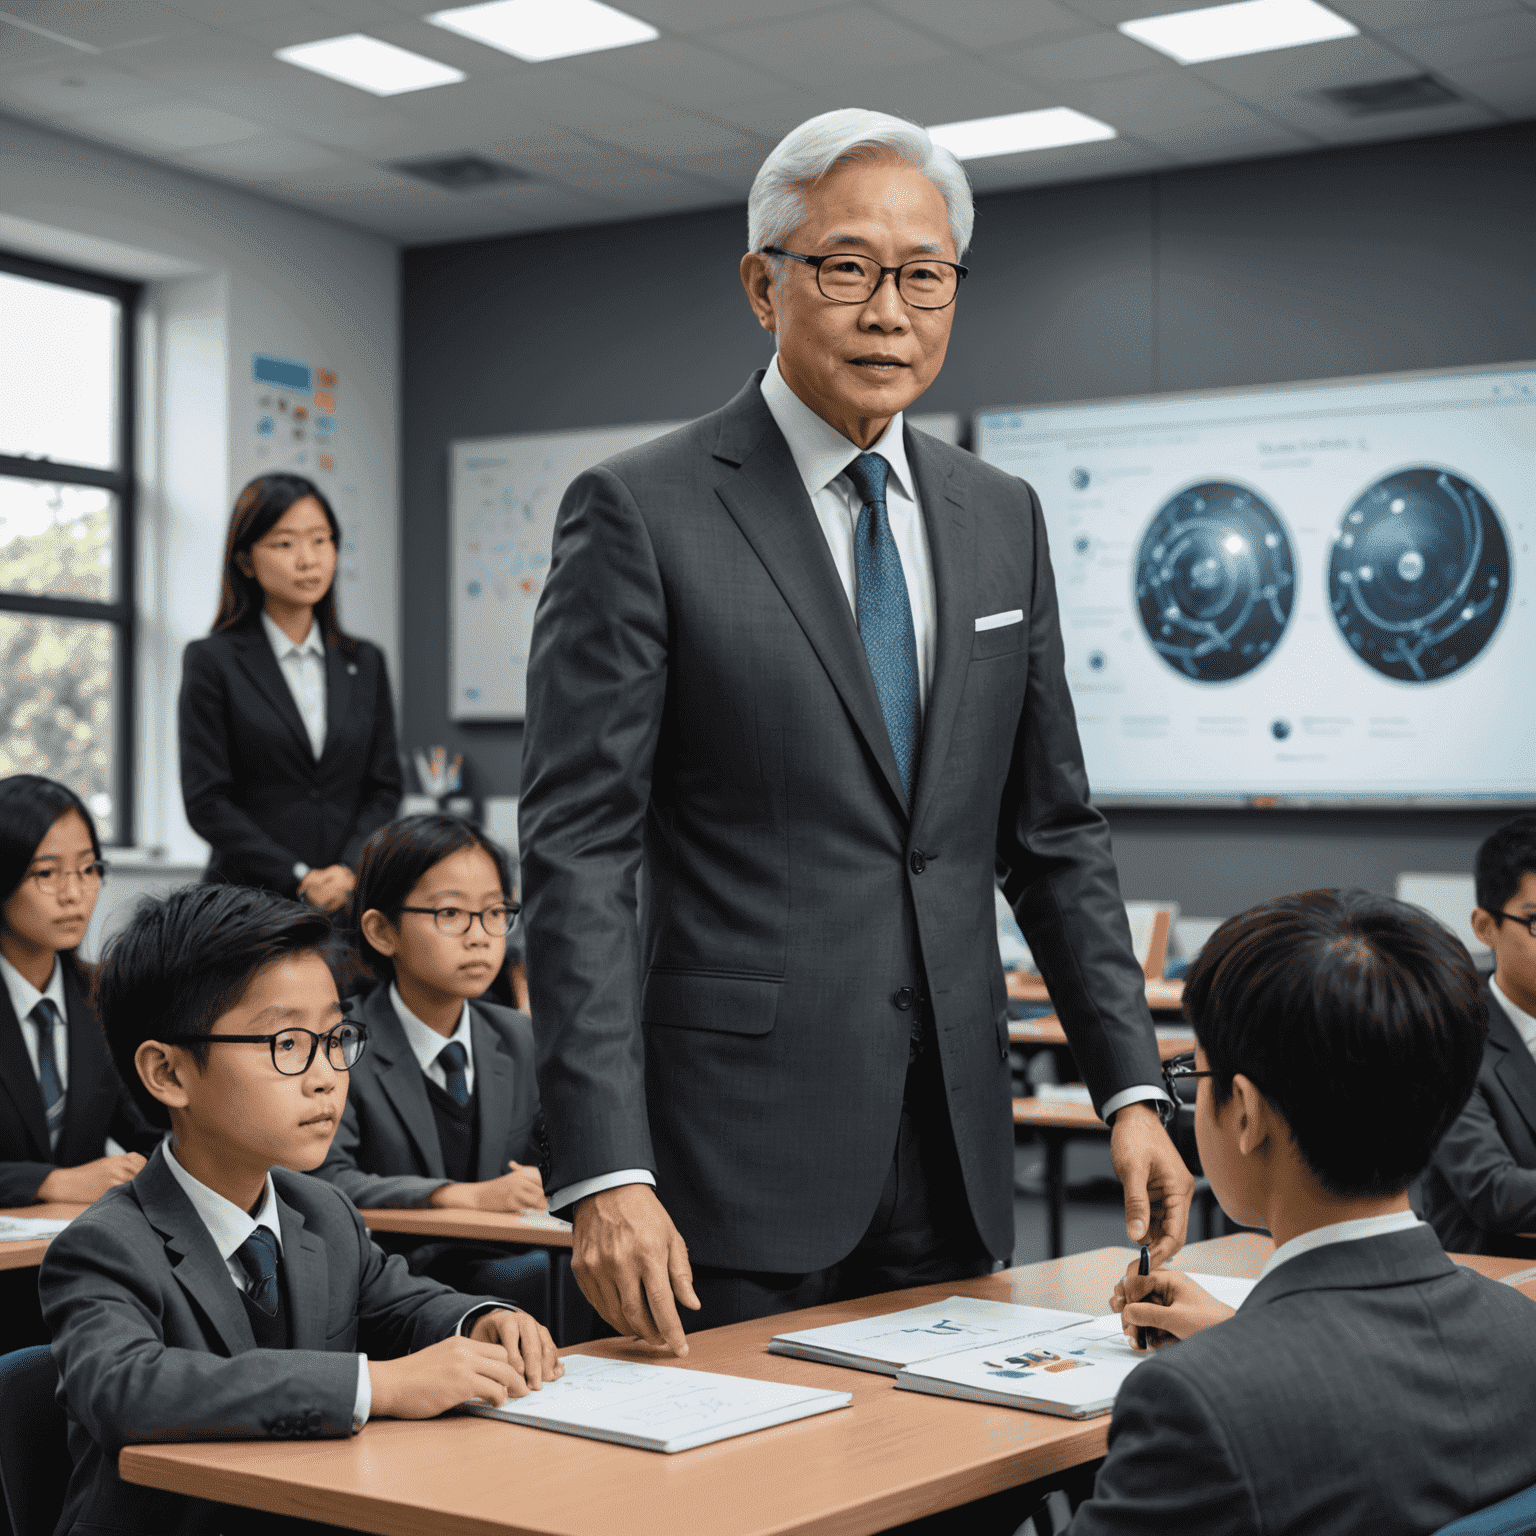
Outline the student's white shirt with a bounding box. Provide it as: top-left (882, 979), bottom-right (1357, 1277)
top-left (161, 1140), bottom-right (371, 1430)
top-left (1257, 1209), bottom-right (1422, 1281)
top-left (261, 610), bottom-right (327, 761)
top-left (390, 983), bottom-right (475, 1096)
top-left (1, 952), bottom-right (70, 1094)
top-left (1490, 976), bottom-right (1536, 1065)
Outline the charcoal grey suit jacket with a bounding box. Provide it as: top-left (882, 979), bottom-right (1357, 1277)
top-left (316, 984), bottom-right (542, 1208)
top-left (519, 371), bottom-right (1162, 1272)
top-left (40, 1143), bottom-right (504, 1536)
top-left (1067, 1226), bottom-right (1536, 1536)
top-left (1422, 981), bottom-right (1536, 1255)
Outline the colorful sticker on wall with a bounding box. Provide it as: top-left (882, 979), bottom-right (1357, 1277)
top-left (252, 355), bottom-right (339, 479)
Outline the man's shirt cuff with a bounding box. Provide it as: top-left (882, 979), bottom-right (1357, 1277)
top-left (353, 1355), bottom-right (371, 1432)
top-left (1100, 1085), bottom-right (1172, 1122)
top-left (547, 1169), bottom-right (655, 1213)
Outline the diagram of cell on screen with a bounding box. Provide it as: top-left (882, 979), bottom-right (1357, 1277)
top-left (1134, 481), bottom-right (1296, 682)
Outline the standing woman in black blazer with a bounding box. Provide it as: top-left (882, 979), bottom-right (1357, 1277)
top-left (178, 473), bottom-right (402, 910)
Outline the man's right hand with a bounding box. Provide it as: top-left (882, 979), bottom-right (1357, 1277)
top-left (572, 1184), bottom-right (700, 1355)
top-left (36, 1152), bottom-right (146, 1205)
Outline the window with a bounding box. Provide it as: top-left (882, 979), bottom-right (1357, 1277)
top-left (0, 252), bottom-right (138, 844)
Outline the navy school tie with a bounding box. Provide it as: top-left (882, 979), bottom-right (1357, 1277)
top-left (31, 999), bottom-right (66, 1150)
top-left (844, 452), bottom-right (922, 802)
top-left (437, 1040), bottom-right (471, 1108)
top-left (234, 1226), bottom-right (282, 1318)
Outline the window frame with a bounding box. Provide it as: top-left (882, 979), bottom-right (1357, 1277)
top-left (0, 248), bottom-right (140, 847)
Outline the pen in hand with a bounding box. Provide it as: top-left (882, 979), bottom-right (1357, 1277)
top-left (1137, 1243), bottom-right (1151, 1351)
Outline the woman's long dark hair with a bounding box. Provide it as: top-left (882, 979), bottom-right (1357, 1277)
top-left (212, 473), bottom-right (357, 656)
top-left (0, 774), bottom-right (104, 986)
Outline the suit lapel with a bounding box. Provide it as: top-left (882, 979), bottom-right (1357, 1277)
top-left (906, 430), bottom-right (974, 835)
top-left (1489, 998), bottom-right (1536, 1148)
top-left (137, 1147), bottom-right (256, 1357)
top-left (364, 988), bottom-right (447, 1179)
top-left (712, 378), bottom-right (909, 817)
top-left (317, 644), bottom-right (356, 771)
top-left (230, 627), bottom-right (314, 761)
top-left (58, 968), bottom-right (108, 1161)
top-left (0, 983), bottom-right (49, 1157)
top-left (276, 1189), bottom-right (329, 1351)
top-left (471, 1007), bottom-right (516, 1182)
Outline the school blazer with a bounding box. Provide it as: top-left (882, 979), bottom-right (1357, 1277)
top-left (178, 623), bottom-right (403, 895)
top-left (519, 371), bottom-right (1163, 1271)
top-left (40, 1143), bottom-right (506, 1536)
top-left (0, 964), bottom-right (157, 1206)
top-left (316, 986), bottom-right (542, 1208)
top-left (1422, 982), bottom-right (1536, 1255)
top-left (1067, 1226), bottom-right (1536, 1536)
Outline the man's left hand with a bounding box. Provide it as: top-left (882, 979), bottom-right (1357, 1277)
top-left (1109, 1101), bottom-right (1193, 1269)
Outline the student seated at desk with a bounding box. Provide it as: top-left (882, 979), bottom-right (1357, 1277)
top-left (1421, 815), bottom-right (1536, 1256)
top-left (315, 815), bottom-right (549, 1315)
top-left (1065, 889), bottom-right (1536, 1536)
top-left (0, 774), bottom-right (157, 1206)
top-left (39, 884), bottom-right (559, 1536)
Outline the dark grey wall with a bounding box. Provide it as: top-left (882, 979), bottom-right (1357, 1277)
top-left (401, 120), bottom-right (1536, 918)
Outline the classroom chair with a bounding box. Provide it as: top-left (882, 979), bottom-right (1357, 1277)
top-left (0, 1345), bottom-right (69, 1536)
top-left (1435, 1483), bottom-right (1536, 1536)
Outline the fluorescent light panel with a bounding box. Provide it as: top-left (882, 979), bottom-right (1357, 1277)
top-left (276, 33), bottom-right (465, 95)
top-left (928, 107), bottom-right (1116, 161)
top-left (427, 0), bottom-right (658, 62)
top-left (1120, 0), bottom-right (1356, 65)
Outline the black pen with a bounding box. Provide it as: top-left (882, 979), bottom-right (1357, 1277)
top-left (1136, 1243), bottom-right (1151, 1350)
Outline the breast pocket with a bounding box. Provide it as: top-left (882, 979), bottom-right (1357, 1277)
top-left (972, 620), bottom-right (1027, 661)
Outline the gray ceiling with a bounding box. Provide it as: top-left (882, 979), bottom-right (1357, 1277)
top-left (1, 0), bottom-right (1532, 246)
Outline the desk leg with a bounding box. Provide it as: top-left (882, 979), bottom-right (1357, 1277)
top-left (1046, 1134), bottom-right (1066, 1260)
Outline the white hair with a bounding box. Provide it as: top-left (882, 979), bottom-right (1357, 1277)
top-left (747, 108), bottom-right (975, 261)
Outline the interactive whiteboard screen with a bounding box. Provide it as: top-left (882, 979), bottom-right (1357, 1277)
top-left (975, 363), bottom-right (1536, 805)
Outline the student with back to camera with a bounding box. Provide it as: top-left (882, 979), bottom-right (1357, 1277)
top-left (0, 774), bottom-right (157, 1207)
top-left (178, 473), bottom-right (402, 914)
top-left (314, 815), bottom-right (550, 1316)
top-left (1421, 814), bottom-right (1536, 1255)
top-left (1062, 889), bottom-right (1536, 1536)
top-left (39, 883), bottom-right (560, 1536)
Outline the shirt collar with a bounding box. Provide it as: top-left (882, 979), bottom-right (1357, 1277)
top-left (0, 952), bottom-right (66, 1026)
top-left (759, 354), bottom-right (914, 506)
top-left (261, 609), bottom-right (323, 661)
top-left (389, 982), bottom-right (473, 1076)
top-left (1258, 1209), bottom-right (1420, 1281)
top-left (162, 1141), bottom-right (282, 1261)
top-left (1490, 976), bottom-right (1536, 1056)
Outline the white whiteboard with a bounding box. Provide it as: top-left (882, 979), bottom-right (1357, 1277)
top-left (450, 421), bottom-right (684, 720)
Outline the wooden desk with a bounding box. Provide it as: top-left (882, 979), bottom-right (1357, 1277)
top-left (1013, 1099), bottom-right (1107, 1260)
top-left (1007, 974), bottom-right (1184, 1012)
top-left (115, 1235), bottom-right (1259, 1536)
top-left (0, 1203), bottom-right (88, 1272)
top-left (360, 1208), bottom-right (574, 1250)
top-left (1009, 1015), bottom-right (1195, 1060)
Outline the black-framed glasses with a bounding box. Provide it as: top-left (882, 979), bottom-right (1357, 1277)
top-left (398, 902), bottom-right (520, 937)
top-left (161, 1023), bottom-right (367, 1076)
top-left (27, 860), bottom-right (108, 895)
top-left (1161, 1052), bottom-right (1215, 1102)
top-left (1493, 910), bottom-right (1536, 938)
top-left (762, 246), bottom-right (968, 310)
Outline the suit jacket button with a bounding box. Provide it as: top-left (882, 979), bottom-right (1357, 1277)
top-left (909, 850), bottom-right (926, 875)
top-left (893, 987), bottom-right (915, 1011)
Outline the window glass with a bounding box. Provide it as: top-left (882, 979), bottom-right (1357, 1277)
top-left (0, 614), bottom-right (117, 841)
top-left (0, 478), bottom-right (116, 600)
top-left (0, 271), bottom-right (120, 470)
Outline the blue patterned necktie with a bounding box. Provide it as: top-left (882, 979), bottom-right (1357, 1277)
top-left (31, 999), bottom-right (66, 1149)
top-left (845, 452), bottom-right (921, 802)
top-left (437, 1040), bottom-right (470, 1108)
top-left (234, 1225), bottom-right (281, 1317)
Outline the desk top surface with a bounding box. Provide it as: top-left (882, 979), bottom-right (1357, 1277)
top-left (361, 1207), bottom-right (574, 1250)
top-left (1008, 975), bottom-right (1184, 1011)
top-left (0, 1203), bottom-right (88, 1271)
top-left (1014, 1096), bottom-right (1109, 1130)
top-left (1009, 1015), bottom-right (1194, 1060)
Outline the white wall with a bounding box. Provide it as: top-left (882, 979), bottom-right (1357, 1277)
top-left (0, 113), bottom-right (399, 863)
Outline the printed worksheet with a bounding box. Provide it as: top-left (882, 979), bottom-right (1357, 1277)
top-left (0, 1216), bottom-right (72, 1242)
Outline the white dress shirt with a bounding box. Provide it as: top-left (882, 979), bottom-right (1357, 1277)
top-left (1490, 976), bottom-right (1536, 1065)
top-left (1258, 1209), bottom-right (1421, 1281)
top-left (390, 984), bottom-right (476, 1096)
top-left (262, 610), bottom-right (327, 761)
top-left (161, 1141), bottom-right (371, 1430)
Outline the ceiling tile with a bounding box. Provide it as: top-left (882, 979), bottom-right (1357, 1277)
top-left (1385, 8), bottom-right (1536, 70)
top-left (699, 86), bottom-right (841, 135)
top-left (1065, 69), bottom-right (1310, 154)
top-left (0, 61), bottom-right (168, 117)
top-left (0, 18), bottom-right (82, 72)
top-left (996, 28), bottom-right (1171, 83)
top-left (1436, 53), bottom-right (1536, 115)
top-left (177, 132), bottom-right (347, 174)
top-left (583, 112), bottom-right (757, 157)
top-left (1255, 95), bottom-right (1495, 144)
top-left (960, 133), bottom-right (1162, 195)
top-left (867, 0), bottom-right (1093, 51)
top-left (223, 5), bottom-right (360, 48)
top-left (1186, 33), bottom-right (1415, 98)
top-left (309, 0), bottom-right (413, 25)
top-left (561, 37), bottom-right (794, 110)
top-left (74, 100), bottom-right (268, 149)
top-left (710, 5), bottom-right (952, 93)
top-left (1048, 0), bottom-right (1174, 22)
top-left (624, 0), bottom-right (845, 33)
top-left (851, 53), bottom-right (1059, 124)
top-left (2, 1), bottom-right (189, 51)
top-left (162, 0), bottom-right (320, 21)
top-left (1332, 0), bottom-right (1513, 28)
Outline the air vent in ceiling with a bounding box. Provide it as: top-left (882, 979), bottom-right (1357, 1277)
top-left (1314, 74), bottom-right (1460, 118)
top-left (389, 154), bottom-right (533, 191)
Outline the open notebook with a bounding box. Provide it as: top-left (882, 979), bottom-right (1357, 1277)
top-left (460, 1354), bottom-right (851, 1453)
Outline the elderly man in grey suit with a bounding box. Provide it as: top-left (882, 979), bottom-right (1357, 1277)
top-left (519, 108), bottom-right (1192, 1349)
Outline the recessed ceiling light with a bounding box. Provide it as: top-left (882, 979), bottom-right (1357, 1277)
top-left (928, 108), bottom-right (1116, 161)
top-left (275, 34), bottom-right (466, 96)
top-left (1119, 0), bottom-right (1357, 66)
top-left (426, 0), bottom-right (658, 63)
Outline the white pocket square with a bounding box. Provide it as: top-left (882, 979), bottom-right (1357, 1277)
top-left (975, 609), bottom-right (1023, 632)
